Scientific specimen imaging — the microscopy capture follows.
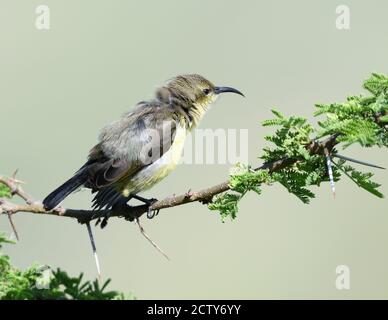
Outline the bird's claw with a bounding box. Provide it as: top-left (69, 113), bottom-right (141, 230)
top-left (93, 210), bottom-right (112, 229)
top-left (147, 208), bottom-right (160, 219)
top-left (95, 214), bottom-right (110, 229)
top-left (146, 198), bottom-right (159, 219)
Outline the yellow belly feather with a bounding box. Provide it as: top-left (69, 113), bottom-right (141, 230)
top-left (121, 124), bottom-right (187, 196)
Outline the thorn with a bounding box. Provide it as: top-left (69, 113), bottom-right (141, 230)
top-left (10, 169), bottom-right (25, 185)
top-left (135, 218), bottom-right (170, 261)
top-left (185, 189), bottom-right (193, 198)
top-left (333, 153), bottom-right (386, 170)
top-left (12, 169), bottom-right (19, 179)
top-left (12, 179), bottom-right (26, 185)
top-left (325, 154), bottom-right (336, 199)
top-left (7, 213), bottom-right (19, 241)
top-left (86, 222), bottom-right (101, 281)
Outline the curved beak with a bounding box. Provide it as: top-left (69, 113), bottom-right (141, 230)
top-left (214, 86), bottom-right (245, 97)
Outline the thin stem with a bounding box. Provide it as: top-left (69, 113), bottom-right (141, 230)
top-left (135, 218), bottom-right (170, 261)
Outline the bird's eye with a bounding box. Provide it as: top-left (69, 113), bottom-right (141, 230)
top-left (203, 88), bottom-right (210, 95)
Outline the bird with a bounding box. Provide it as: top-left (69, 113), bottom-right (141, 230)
top-left (43, 74), bottom-right (244, 223)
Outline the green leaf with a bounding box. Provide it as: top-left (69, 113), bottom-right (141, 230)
top-left (363, 73), bottom-right (388, 96)
top-left (208, 193), bottom-right (241, 222)
top-left (0, 232), bottom-right (134, 300)
top-left (335, 162), bottom-right (384, 198)
top-left (379, 115), bottom-right (388, 123)
top-left (0, 183), bottom-right (11, 199)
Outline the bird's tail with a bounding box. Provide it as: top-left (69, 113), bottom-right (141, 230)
top-left (43, 170), bottom-right (89, 211)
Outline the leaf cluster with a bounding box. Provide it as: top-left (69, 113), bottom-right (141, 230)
top-left (0, 182), bottom-right (11, 199)
top-left (315, 73), bottom-right (388, 147)
top-left (0, 233), bottom-right (133, 300)
top-left (209, 74), bottom-right (387, 220)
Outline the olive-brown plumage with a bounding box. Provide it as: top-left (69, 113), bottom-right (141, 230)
top-left (43, 74), bottom-right (244, 214)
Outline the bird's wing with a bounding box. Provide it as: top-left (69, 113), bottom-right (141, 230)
top-left (86, 103), bottom-right (177, 190)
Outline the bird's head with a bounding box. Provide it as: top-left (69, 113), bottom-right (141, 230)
top-left (157, 74), bottom-right (244, 128)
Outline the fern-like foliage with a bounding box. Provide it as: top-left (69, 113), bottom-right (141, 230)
top-left (334, 160), bottom-right (383, 198)
top-left (0, 183), bottom-right (11, 199)
top-left (208, 164), bottom-right (271, 221)
top-left (0, 233), bottom-right (134, 300)
top-left (271, 155), bottom-right (340, 204)
top-left (315, 73), bottom-right (388, 148)
top-left (209, 73), bottom-right (387, 220)
top-left (262, 109), bottom-right (315, 161)
top-left (363, 73), bottom-right (388, 96)
top-left (208, 192), bottom-right (242, 222)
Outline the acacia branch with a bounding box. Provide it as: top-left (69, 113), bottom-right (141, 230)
top-left (0, 134), bottom-right (339, 224)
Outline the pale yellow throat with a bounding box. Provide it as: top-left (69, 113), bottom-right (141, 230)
top-left (188, 95), bottom-right (218, 129)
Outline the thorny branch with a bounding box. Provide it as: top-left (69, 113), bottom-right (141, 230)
top-left (0, 132), bottom-right (384, 275)
top-left (0, 134), bottom-right (340, 225)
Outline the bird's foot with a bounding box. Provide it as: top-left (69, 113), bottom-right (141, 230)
top-left (94, 210), bottom-right (112, 229)
top-left (132, 195), bottom-right (159, 219)
top-left (146, 198), bottom-right (159, 219)
top-left (94, 201), bottom-right (134, 228)
top-left (94, 217), bottom-right (108, 229)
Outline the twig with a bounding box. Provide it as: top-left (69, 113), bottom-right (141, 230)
top-left (7, 213), bottom-right (19, 241)
top-left (0, 171), bottom-right (33, 240)
top-left (0, 173), bottom-right (35, 204)
top-left (135, 218), bottom-right (170, 261)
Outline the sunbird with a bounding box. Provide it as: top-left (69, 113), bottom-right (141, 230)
top-left (43, 74), bottom-right (244, 219)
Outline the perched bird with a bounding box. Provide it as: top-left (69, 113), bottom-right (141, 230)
top-left (43, 74), bottom-right (244, 220)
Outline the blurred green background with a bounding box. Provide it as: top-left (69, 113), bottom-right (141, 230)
top-left (1, 0), bottom-right (387, 299)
